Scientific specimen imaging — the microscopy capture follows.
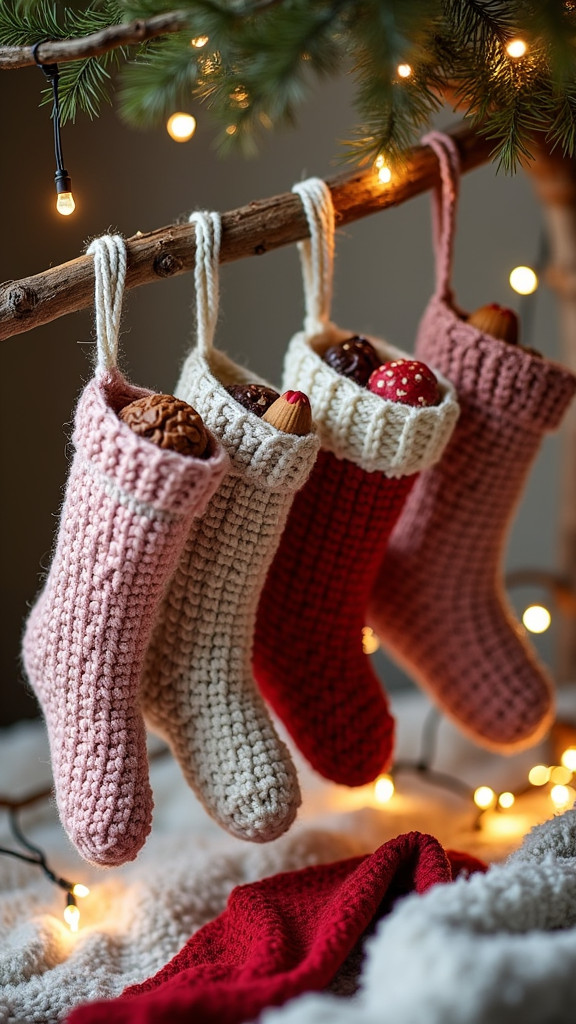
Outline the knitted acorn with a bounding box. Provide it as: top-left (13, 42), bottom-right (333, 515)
top-left (262, 390), bottom-right (313, 435)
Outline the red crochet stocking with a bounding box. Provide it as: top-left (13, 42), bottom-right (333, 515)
top-left (254, 449), bottom-right (415, 785)
top-left (67, 833), bottom-right (486, 1024)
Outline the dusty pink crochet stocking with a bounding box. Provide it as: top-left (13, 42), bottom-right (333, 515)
top-left (22, 237), bottom-right (228, 865)
top-left (369, 133), bottom-right (576, 751)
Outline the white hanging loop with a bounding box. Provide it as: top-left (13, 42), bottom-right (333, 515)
top-left (86, 234), bottom-right (127, 375)
top-left (189, 210), bottom-right (221, 356)
top-left (292, 178), bottom-right (335, 336)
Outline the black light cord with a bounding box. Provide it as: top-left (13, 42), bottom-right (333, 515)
top-left (32, 42), bottom-right (74, 208)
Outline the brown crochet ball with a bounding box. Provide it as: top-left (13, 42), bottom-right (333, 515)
top-left (226, 383), bottom-right (280, 417)
top-left (322, 336), bottom-right (381, 386)
top-left (119, 394), bottom-right (210, 458)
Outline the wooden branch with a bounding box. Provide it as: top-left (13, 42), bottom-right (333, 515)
top-left (527, 145), bottom-right (576, 684)
top-left (0, 11), bottom-right (191, 70)
top-left (0, 122), bottom-right (492, 343)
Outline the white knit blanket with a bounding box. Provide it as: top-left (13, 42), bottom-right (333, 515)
top-left (2, 690), bottom-right (576, 1024)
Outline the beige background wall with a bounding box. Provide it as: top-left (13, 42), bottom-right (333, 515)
top-left (0, 66), bottom-right (562, 725)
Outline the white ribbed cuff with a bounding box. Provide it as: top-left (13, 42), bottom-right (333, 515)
top-left (283, 326), bottom-right (460, 477)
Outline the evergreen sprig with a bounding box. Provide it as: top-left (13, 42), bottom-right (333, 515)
top-left (2, 0), bottom-right (576, 169)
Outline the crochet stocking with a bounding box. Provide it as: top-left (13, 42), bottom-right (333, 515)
top-left (253, 179), bottom-right (459, 786)
top-left (141, 213), bottom-right (319, 842)
top-left (67, 832), bottom-right (486, 1024)
top-left (22, 237), bottom-right (228, 866)
top-left (369, 133), bottom-right (576, 750)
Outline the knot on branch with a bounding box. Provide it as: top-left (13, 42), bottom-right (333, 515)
top-left (153, 253), bottom-right (184, 278)
top-left (5, 285), bottom-right (38, 318)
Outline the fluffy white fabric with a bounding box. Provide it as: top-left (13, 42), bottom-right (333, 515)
top-left (1, 690), bottom-right (575, 1024)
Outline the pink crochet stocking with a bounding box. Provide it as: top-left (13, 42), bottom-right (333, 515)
top-left (369, 134), bottom-right (576, 751)
top-left (22, 237), bottom-right (228, 865)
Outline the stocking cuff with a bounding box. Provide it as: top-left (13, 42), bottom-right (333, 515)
top-left (72, 369), bottom-right (229, 518)
top-left (418, 298), bottom-right (576, 432)
top-left (176, 348), bottom-right (320, 491)
top-left (283, 326), bottom-right (459, 476)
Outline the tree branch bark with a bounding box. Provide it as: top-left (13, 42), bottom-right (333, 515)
top-left (0, 122), bottom-right (492, 343)
top-left (0, 10), bottom-right (191, 70)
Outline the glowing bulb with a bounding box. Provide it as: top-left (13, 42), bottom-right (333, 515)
top-left (397, 63), bottom-right (412, 78)
top-left (374, 774), bottom-right (395, 803)
top-left (522, 604), bottom-right (551, 634)
top-left (561, 747), bottom-right (576, 772)
top-left (191, 35), bottom-right (209, 48)
top-left (166, 113), bottom-right (197, 142)
top-left (63, 903), bottom-right (80, 932)
top-left (474, 786), bottom-right (496, 809)
top-left (498, 791), bottom-right (515, 809)
top-left (56, 192), bottom-right (75, 216)
top-left (225, 125), bottom-right (237, 136)
top-left (71, 883), bottom-right (90, 898)
top-left (528, 764), bottom-right (550, 786)
top-left (509, 265), bottom-right (538, 295)
top-left (550, 765), bottom-right (573, 785)
top-left (362, 626), bottom-right (380, 655)
top-left (506, 39), bottom-right (528, 58)
top-left (376, 163), bottom-right (392, 184)
top-left (550, 783), bottom-right (573, 808)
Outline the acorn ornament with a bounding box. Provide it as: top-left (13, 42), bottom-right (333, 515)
top-left (119, 394), bottom-right (210, 458)
top-left (467, 304), bottom-right (519, 345)
top-left (368, 359), bottom-right (441, 407)
top-left (322, 336), bottom-right (381, 385)
top-left (262, 390), bottom-right (313, 435)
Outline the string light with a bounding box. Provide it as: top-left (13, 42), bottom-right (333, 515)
top-left (498, 791), bottom-right (515, 809)
top-left (528, 764), bottom-right (550, 786)
top-left (63, 894), bottom-right (80, 932)
top-left (225, 125), bottom-right (238, 136)
top-left (522, 604), bottom-right (551, 633)
top-left (509, 265), bottom-right (538, 295)
top-left (473, 786), bottom-right (496, 809)
top-left (362, 626), bottom-right (380, 655)
top-left (191, 35), bottom-right (209, 48)
top-left (561, 747), bottom-right (576, 772)
top-left (32, 44), bottom-right (76, 216)
top-left (374, 774), bottom-right (395, 804)
top-left (397, 63), bottom-right (412, 78)
top-left (166, 113), bottom-right (197, 142)
top-left (71, 883), bottom-right (90, 899)
top-left (374, 155), bottom-right (392, 184)
top-left (550, 765), bottom-right (573, 786)
top-left (550, 784), bottom-right (574, 809)
top-left (506, 39), bottom-right (528, 59)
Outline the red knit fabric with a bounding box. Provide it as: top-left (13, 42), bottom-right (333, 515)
top-left (253, 448), bottom-right (416, 785)
top-left (368, 132), bottom-right (576, 751)
top-left (67, 833), bottom-right (486, 1024)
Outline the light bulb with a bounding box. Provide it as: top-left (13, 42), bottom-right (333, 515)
top-left (474, 786), bottom-right (496, 809)
top-left (528, 764), bottom-right (550, 786)
top-left (191, 35), bottom-right (209, 48)
top-left (166, 113), bottom-right (197, 142)
top-left (509, 265), bottom-right (538, 295)
top-left (225, 125), bottom-right (237, 136)
top-left (397, 63), bottom-right (412, 78)
top-left (498, 791), bottom-right (515, 809)
top-left (561, 747), bottom-right (576, 772)
top-left (56, 192), bottom-right (75, 216)
top-left (71, 883), bottom-right (90, 898)
top-left (550, 765), bottom-right (573, 785)
top-left (522, 604), bottom-right (551, 634)
top-left (362, 626), bottom-right (380, 655)
top-left (374, 774), bottom-right (395, 804)
top-left (374, 157), bottom-right (392, 184)
top-left (63, 903), bottom-right (80, 932)
top-left (550, 783), bottom-right (573, 808)
top-left (506, 39), bottom-right (528, 58)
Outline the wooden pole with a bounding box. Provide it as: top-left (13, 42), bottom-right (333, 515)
top-left (0, 122), bottom-right (492, 344)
